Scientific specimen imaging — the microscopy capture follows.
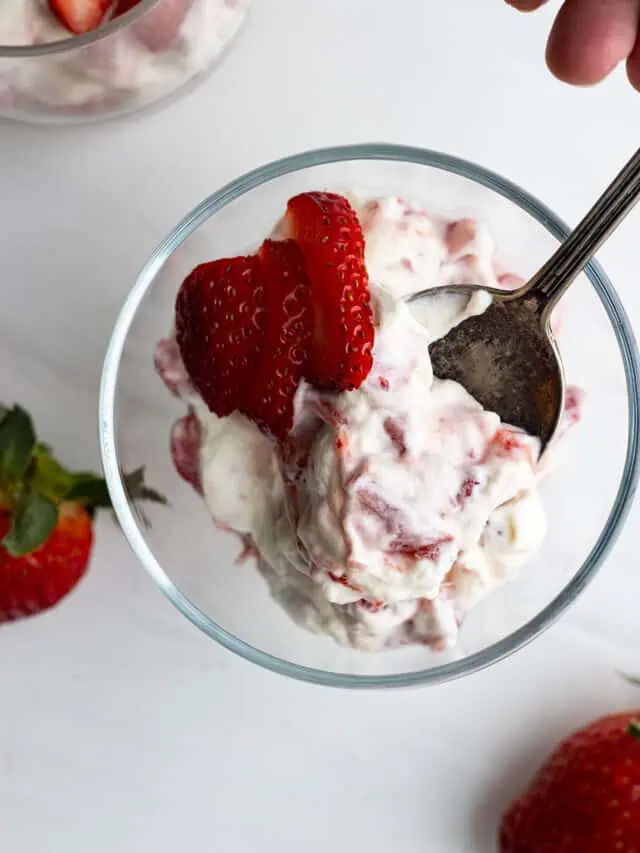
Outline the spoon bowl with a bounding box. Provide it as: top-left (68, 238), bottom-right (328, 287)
top-left (409, 284), bottom-right (564, 452)
top-left (411, 145), bottom-right (640, 452)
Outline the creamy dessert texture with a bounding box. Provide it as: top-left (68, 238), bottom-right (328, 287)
top-left (155, 195), bottom-right (582, 651)
top-left (0, 0), bottom-right (248, 113)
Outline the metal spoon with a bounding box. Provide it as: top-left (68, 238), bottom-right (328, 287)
top-left (408, 146), bottom-right (640, 454)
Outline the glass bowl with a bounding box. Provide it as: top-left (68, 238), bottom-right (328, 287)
top-left (0, 0), bottom-right (249, 123)
top-left (99, 144), bottom-right (640, 688)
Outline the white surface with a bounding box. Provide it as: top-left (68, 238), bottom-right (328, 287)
top-left (1, 1), bottom-right (639, 850)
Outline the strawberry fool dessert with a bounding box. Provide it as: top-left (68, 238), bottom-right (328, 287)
top-left (155, 192), bottom-right (583, 652)
top-left (0, 0), bottom-right (248, 116)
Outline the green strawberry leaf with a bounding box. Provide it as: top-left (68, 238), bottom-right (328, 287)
top-left (2, 492), bottom-right (58, 557)
top-left (137, 486), bottom-right (167, 504)
top-left (0, 406), bottom-right (36, 483)
top-left (66, 466), bottom-right (167, 511)
top-left (124, 466), bottom-right (144, 493)
top-left (0, 404), bottom-right (8, 425)
top-left (622, 673), bottom-right (640, 688)
top-left (629, 720), bottom-right (640, 740)
top-left (66, 473), bottom-right (111, 508)
top-left (48, 464), bottom-right (167, 529)
top-left (124, 466), bottom-right (167, 506)
top-left (31, 444), bottom-right (73, 501)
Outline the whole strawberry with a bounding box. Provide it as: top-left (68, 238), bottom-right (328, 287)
top-left (0, 404), bottom-right (164, 623)
top-left (500, 711), bottom-right (640, 852)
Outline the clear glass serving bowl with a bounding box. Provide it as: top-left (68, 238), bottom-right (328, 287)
top-left (0, 0), bottom-right (249, 123)
top-left (99, 144), bottom-right (640, 688)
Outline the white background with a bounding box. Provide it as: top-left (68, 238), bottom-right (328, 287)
top-left (1, 1), bottom-right (640, 851)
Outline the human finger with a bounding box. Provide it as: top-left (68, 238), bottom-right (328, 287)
top-left (546, 0), bottom-right (640, 86)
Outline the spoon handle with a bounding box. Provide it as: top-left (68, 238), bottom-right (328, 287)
top-left (526, 146), bottom-right (640, 308)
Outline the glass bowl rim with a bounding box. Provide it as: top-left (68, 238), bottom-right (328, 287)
top-left (0, 0), bottom-right (171, 57)
top-left (99, 142), bottom-right (640, 689)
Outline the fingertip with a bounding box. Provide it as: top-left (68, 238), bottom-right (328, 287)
top-left (546, 0), bottom-right (639, 86)
top-left (546, 31), bottom-right (617, 86)
top-left (626, 42), bottom-right (640, 90)
top-left (506, 0), bottom-right (548, 10)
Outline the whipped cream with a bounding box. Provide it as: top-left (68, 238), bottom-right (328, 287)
top-left (156, 196), bottom-right (583, 652)
top-left (0, 0), bottom-right (248, 117)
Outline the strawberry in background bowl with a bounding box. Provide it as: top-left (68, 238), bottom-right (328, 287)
top-left (0, 0), bottom-right (250, 122)
top-left (99, 144), bottom-right (640, 688)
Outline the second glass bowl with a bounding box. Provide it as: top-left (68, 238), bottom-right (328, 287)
top-left (0, 0), bottom-right (250, 123)
top-left (100, 144), bottom-right (640, 688)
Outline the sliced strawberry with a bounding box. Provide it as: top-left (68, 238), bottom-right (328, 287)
top-left (286, 192), bottom-right (374, 392)
top-left (387, 534), bottom-right (454, 563)
top-left (170, 411), bottom-right (202, 493)
top-left (153, 337), bottom-right (192, 398)
top-left (328, 571), bottom-right (361, 593)
top-left (48, 0), bottom-right (115, 34)
top-left (239, 240), bottom-right (312, 440)
top-left (120, 0), bottom-right (193, 51)
top-left (383, 417), bottom-right (407, 457)
top-left (455, 477), bottom-right (479, 507)
top-left (175, 257), bottom-right (266, 419)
